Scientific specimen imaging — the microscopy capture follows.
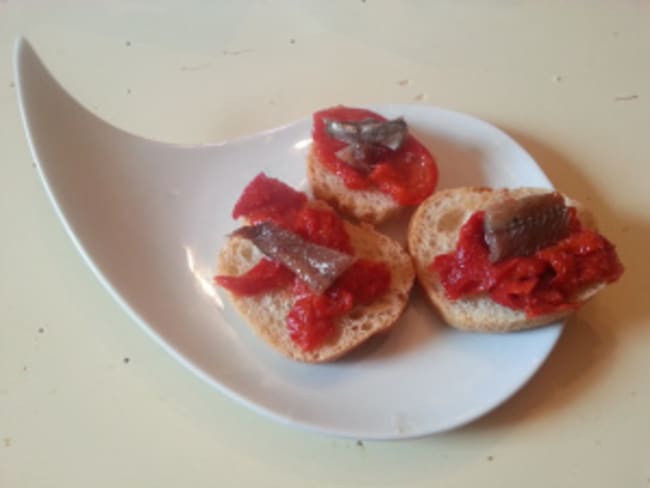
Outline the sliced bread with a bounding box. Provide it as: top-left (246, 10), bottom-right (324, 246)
top-left (407, 187), bottom-right (604, 333)
top-left (217, 216), bottom-right (415, 362)
top-left (307, 147), bottom-right (402, 225)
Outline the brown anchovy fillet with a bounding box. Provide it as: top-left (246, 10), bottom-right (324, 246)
top-left (483, 192), bottom-right (570, 263)
top-left (325, 117), bottom-right (407, 150)
top-left (325, 117), bottom-right (408, 169)
top-left (232, 222), bottom-right (357, 294)
top-left (334, 144), bottom-right (386, 171)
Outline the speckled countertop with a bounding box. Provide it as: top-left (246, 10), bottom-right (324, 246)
top-left (1, 2), bottom-right (649, 486)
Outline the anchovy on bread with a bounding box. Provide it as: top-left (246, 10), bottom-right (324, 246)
top-left (408, 187), bottom-right (622, 333)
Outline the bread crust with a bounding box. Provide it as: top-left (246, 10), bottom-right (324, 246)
top-left (217, 218), bottom-right (415, 362)
top-left (307, 147), bottom-right (403, 225)
top-left (407, 187), bottom-right (603, 333)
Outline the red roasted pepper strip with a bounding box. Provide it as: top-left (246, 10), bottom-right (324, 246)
top-left (217, 173), bottom-right (392, 351)
top-left (215, 258), bottom-right (294, 296)
top-left (312, 106), bottom-right (438, 206)
top-left (431, 211), bottom-right (623, 317)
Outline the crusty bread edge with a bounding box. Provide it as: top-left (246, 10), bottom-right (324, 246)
top-left (217, 219), bottom-right (415, 362)
top-left (407, 186), bottom-right (605, 333)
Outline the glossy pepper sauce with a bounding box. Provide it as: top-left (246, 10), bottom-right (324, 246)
top-left (215, 173), bottom-right (391, 351)
top-left (431, 210), bottom-right (623, 317)
top-left (312, 106), bottom-right (438, 206)
top-left (215, 258), bottom-right (294, 296)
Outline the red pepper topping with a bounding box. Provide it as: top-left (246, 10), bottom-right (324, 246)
top-left (287, 259), bottom-right (391, 351)
top-left (312, 106), bottom-right (438, 206)
top-left (291, 205), bottom-right (353, 254)
top-left (334, 259), bottom-right (392, 305)
top-left (214, 258), bottom-right (294, 296)
top-left (232, 173), bottom-right (307, 225)
top-left (431, 210), bottom-right (623, 317)
top-left (287, 292), bottom-right (354, 351)
top-left (217, 173), bottom-right (392, 351)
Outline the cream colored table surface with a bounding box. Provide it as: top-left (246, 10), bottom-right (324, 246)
top-left (1, 2), bottom-right (648, 486)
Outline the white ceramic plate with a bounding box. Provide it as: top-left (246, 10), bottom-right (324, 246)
top-left (15, 38), bottom-right (561, 440)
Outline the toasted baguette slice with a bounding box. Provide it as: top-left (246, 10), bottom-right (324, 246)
top-left (217, 217), bottom-right (415, 362)
top-left (408, 187), bottom-right (603, 333)
top-left (307, 147), bottom-right (402, 225)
